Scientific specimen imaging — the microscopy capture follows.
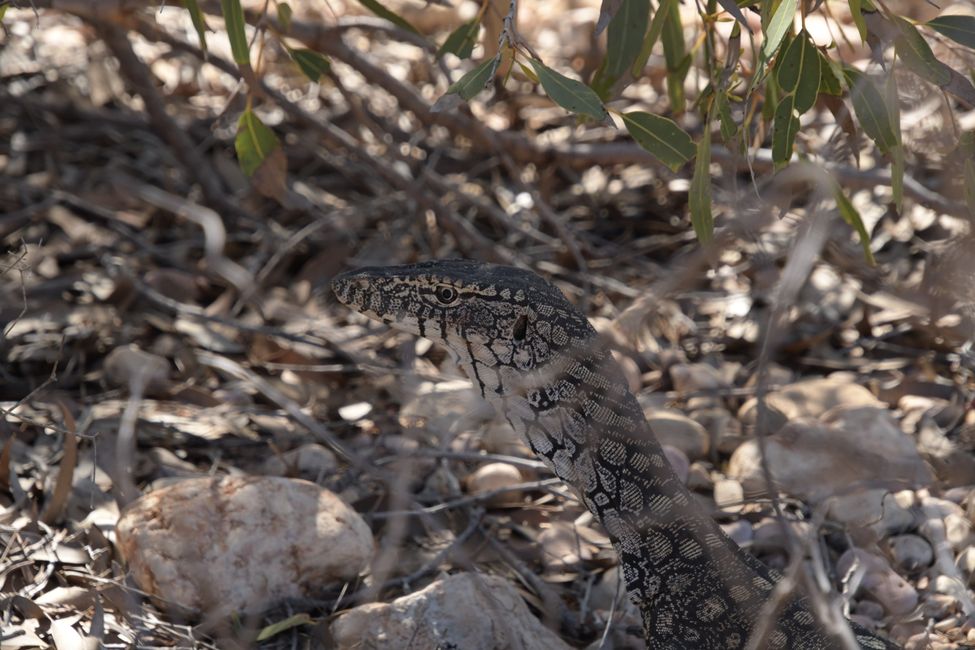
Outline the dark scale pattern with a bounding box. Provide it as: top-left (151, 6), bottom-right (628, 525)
top-left (332, 260), bottom-right (900, 650)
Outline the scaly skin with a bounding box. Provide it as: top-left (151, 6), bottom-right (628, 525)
top-left (332, 259), bottom-right (899, 649)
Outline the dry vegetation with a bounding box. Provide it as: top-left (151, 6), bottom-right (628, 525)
top-left (0, 0), bottom-right (974, 648)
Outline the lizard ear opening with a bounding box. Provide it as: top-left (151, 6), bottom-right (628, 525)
top-left (512, 314), bottom-right (529, 341)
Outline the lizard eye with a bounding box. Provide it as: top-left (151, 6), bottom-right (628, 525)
top-left (434, 285), bottom-right (459, 305)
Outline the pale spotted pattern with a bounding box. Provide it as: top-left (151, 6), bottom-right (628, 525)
top-left (332, 260), bottom-right (900, 650)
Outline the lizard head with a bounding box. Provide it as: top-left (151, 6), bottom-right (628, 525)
top-left (331, 259), bottom-right (594, 377)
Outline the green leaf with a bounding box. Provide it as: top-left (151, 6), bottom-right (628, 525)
top-left (437, 19), bottom-right (480, 59)
top-left (835, 185), bottom-right (875, 266)
top-left (771, 95), bottom-right (800, 164)
top-left (595, 0), bottom-right (624, 35)
top-left (633, 0), bottom-right (673, 76)
top-left (277, 2), bottom-right (293, 32)
top-left (181, 0), bottom-right (208, 52)
top-left (849, 0), bottom-right (867, 41)
top-left (845, 68), bottom-right (899, 153)
top-left (528, 59), bottom-right (608, 121)
top-left (660, 0), bottom-right (687, 113)
top-left (356, 0), bottom-right (420, 35)
top-left (0, 5), bottom-right (7, 21)
top-left (444, 56), bottom-right (498, 100)
top-left (817, 50), bottom-right (843, 96)
top-left (605, 0), bottom-right (650, 79)
top-left (287, 48), bottom-right (331, 82)
top-left (220, 0), bottom-right (250, 66)
top-left (620, 111), bottom-right (695, 171)
top-left (775, 30), bottom-right (820, 113)
top-left (885, 73), bottom-right (903, 211)
top-left (762, 0), bottom-right (797, 59)
top-left (716, 92), bottom-right (738, 141)
top-left (257, 614), bottom-right (312, 642)
top-left (517, 60), bottom-right (539, 83)
top-left (716, 0), bottom-right (752, 32)
top-left (927, 14), bottom-right (975, 49)
top-left (892, 16), bottom-right (951, 86)
top-left (689, 126), bottom-right (713, 243)
top-left (235, 108), bottom-right (281, 177)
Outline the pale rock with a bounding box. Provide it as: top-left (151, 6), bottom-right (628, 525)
top-left (330, 573), bottom-right (572, 650)
top-left (838, 549), bottom-right (919, 616)
top-left (720, 519), bottom-right (753, 547)
top-left (853, 599), bottom-right (886, 623)
top-left (888, 534), bottom-right (934, 571)
top-left (262, 443), bottom-right (338, 480)
top-left (643, 409), bottom-right (709, 460)
top-left (738, 376), bottom-right (882, 433)
top-left (693, 408), bottom-right (740, 453)
top-left (115, 476), bottom-right (372, 615)
top-left (752, 517), bottom-right (813, 552)
top-left (922, 497), bottom-right (974, 551)
top-left (957, 546), bottom-right (975, 583)
top-left (714, 479), bottom-right (744, 513)
top-left (662, 445), bottom-right (689, 484)
top-left (103, 345), bottom-right (172, 395)
top-left (399, 380), bottom-right (495, 438)
top-left (538, 521), bottom-right (592, 571)
top-left (880, 491), bottom-right (921, 536)
top-left (687, 461), bottom-right (713, 492)
top-left (916, 417), bottom-right (975, 487)
top-left (669, 362), bottom-right (727, 393)
top-left (465, 463), bottom-right (524, 506)
top-left (729, 408), bottom-right (930, 505)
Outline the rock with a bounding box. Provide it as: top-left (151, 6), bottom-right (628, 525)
top-left (538, 521), bottom-right (592, 571)
top-left (916, 417), bottom-right (975, 487)
top-left (837, 549), bottom-right (919, 616)
top-left (330, 573), bottom-right (572, 650)
top-left (751, 517), bottom-right (813, 553)
top-left (399, 380), bottom-right (495, 438)
top-left (669, 362), bottom-right (727, 393)
top-left (115, 476), bottom-right (372, 615)
top-left (720, 519), bottom-right (753, 547)
top-left (738, 376), bottom-right (882, 433)
top-left (880, 491), bottom-right (921, 536)
top-left (103, 345), bottom-right (172, 395)
top-left (921, 497), bottom-right (974, 551)
top-left (853, 599), bottom-right (886, 623)
top-left (662, 445), bottom-right (689, 484)
top-left (686, 461), bottom-right (713, 492)
top-left (888, 534), bottom-right (934, 571)
top-left (693, 408), bottom-right (740, 454)
top-left (465, 463), bottom-right (524, 506)
top-left (713, 479), bottom-right (744, 514)
top-left (669, 363), bottom-right (728, 410)
top-left (262, 443), bottom-right (338, 480)
top-left (644, 409), bottom-right (709, 460)
top-left (728, 408), bottom-right (931, 505)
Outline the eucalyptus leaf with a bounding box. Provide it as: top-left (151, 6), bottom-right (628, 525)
top-left (836, 185), bottom-right (876, 265)
top-left (689, 126), bottom-right (713, 243)
top-left (762, 0), bottom-right (797, 59)
top-left (776, 30), bottom-right (820, 113)
top-left (620, 111), bottom-right (695, 171)
top-left (181, 0), bottom-right (209, 52)
top-left (438, 19), bottom-right (480, 60)
top-left (892, 16), bottom-right (951, 86)
top-left (529, 59), bottom-right (609, 121)
top-left (220, 0), bottom-right (250, 66)
top-left (236, 108), bottom-right (281, 177)
top-left (927, 14), bottom-right (975, 50)
top-left (356, 0), bottom-right (420, 35)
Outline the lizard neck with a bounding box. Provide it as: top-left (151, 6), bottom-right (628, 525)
top-left (457, 335), bottom-right (840, 648)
